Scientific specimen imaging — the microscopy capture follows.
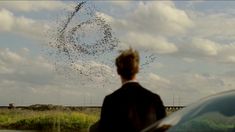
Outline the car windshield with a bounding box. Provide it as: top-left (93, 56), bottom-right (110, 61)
top-left (1, 1), bottom-right (235, 131)
top-left (143, 91), bottom-right (235, 132)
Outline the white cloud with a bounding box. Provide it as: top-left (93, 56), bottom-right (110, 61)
top-left (165, 73), bottom-right (233, 105)
top-left (122, 32), bottom-right (178, 54)
top-left (109, 1), bottom-right (193, 36)
top-left (217, 44), bottom-right (235, 64)
top-left (0, 48), bottom-right (116, 105)
top-left (109, 1), bottom-right (132, 7)
top-left (184, 73), bottom-right (225, 95)
top-left (148, 73), bottom-right (170, 84)
top-left (15, 16), bottom-right (49, 38)
top-left (0, 9), bottom-right (14, 32)
top-left (191, 38), bottom-right (219, 56)
top-left (0, 48), bottom-right (54, 86)
top-left (96, 12), bottom-right (114, 23)
top-left (176, 37), bottom-right (235, 64)
top-left (104, 2), bottom-right (235, 65)
top-left (0, 1), bottom-right (71, 12)
top-left (0, 48), bottom-right (24, 64)
top-left (0, 9), bottom-right (49, 39)
top-left (96, 1), bottom-right (192, 55)
top-left (139, 71), bottom-right (234, 106)
top-left (191, 12), bottom-right (235, 38)
top-left (0, 66), bottom-right (14, 74)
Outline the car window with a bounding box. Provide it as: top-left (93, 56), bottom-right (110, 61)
top-left (168, 112), bottom-right (235, 132)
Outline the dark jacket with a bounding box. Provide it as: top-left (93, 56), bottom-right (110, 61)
top-left (91, 82), bottom-right (166, 132)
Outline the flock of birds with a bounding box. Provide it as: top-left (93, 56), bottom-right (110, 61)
top-left (47, 2), bottom-right (158, 87)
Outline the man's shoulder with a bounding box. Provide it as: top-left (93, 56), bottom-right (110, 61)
top-left (105, 82), bottom-right (161, 100)
top-left (140, 87), bottom-right (161, 99)
top-left (133, 83), bottom-right (159, 95)
top-left (104, 82), bottom-right (138, 100)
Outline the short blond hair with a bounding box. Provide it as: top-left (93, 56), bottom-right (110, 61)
top-left (115, 48), bottom-right (140, 80)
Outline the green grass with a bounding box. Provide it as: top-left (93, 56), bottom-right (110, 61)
top-left (0, 109), bottom-right (99, 131)
top-left (0, 108), bottom-right (179, 131)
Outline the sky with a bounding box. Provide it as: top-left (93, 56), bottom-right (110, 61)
top-left (0, 1), bottom-right (235, 106)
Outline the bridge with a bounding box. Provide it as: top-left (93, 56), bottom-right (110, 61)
top-left (0, 105), bottom-right (185, 113)
top-left (165, 106), bottom-right (184, 110)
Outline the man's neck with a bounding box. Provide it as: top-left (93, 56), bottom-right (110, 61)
top-left (121, 77), bottom-right (137, 85)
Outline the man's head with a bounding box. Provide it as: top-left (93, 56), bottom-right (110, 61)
top-left (115, 48), bottom-right (140, 80)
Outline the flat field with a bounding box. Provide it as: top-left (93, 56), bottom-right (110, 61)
top-left (0, 107), bottom-right (179, 131)
top-left (0, 109), bottom-right (99, 132)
